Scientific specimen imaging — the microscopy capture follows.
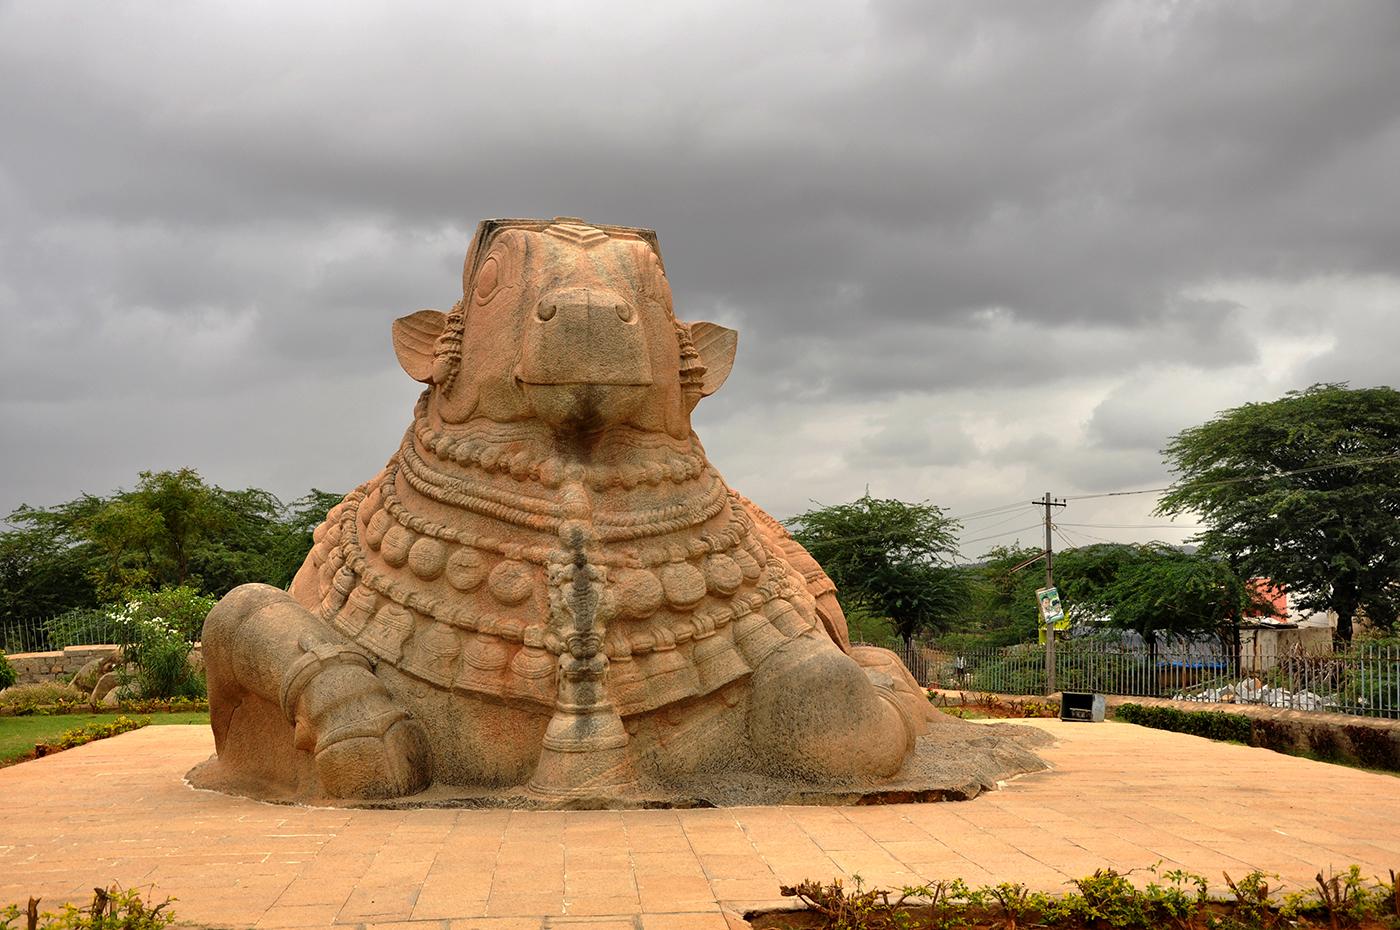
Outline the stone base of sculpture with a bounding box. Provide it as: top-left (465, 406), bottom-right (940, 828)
top-left (189, 218), bottom-right (1049, 808)
top-left (187, 713), bottom-right (1051, 809)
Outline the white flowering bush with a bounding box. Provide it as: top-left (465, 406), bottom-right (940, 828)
top-left (112, 587), bottom-right (214, 700)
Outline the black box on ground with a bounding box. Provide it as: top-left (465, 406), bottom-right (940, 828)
top-left (1060, 692), bottom-right (1105, 722)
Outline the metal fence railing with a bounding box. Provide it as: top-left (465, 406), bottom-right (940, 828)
top-left (871, 638), bottom-right (1400, 719)
top-left (9, 611), bottom-right (1398, 720)
top-left (2, 612), bottom-right (128, 656)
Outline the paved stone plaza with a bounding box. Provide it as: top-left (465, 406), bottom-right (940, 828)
top-left (2, 718), bottom-right (1396, 930)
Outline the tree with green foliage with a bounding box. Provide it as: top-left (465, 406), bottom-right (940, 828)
top-left (265, 489), bottom-right (347, 588)
top-left (128, 469), bottom-right (230, 590)
top-left (962, 544), bottom-right (1046, 646)
top-left (961, 542), bottom-right (1270, 651)
top-left (1157, 383), bottom-right (1400, 642)
top-left (1071, 543), bottom-right (1277, 657)
top-left (0, 471), bottom-right (344, 642)
top-left (786, 493), bottom-right (967, 646)
top-left (111, 585), bottom-right (217, 699)
top-left (0, 506), bottom-right (97, 630)
top-left (960, 543), bottom-right (1146, 647)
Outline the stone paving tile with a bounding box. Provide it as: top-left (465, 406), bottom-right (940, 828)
top-left (483, 893), bottom-right (567, 917)
top-left (445, 919), bottom-right (547, 930)
top-left (636, 875), bottom-right (719, 911)
top-left (695, 853), bottom-right (771, 881)
top-left (706, 877), bottom-right (791, 900)
top-left (824, 849), bottom-right (916, 878)
top-left (639, 913), bottom-right (733, 930)
top-left (564, 869), bottom-right (639, 897)
top-left (5, 719), bottom-right (1400, 929)
top-left (629, 851), bottom-right (709, 878)
top-left (254, 904), bottom-right (348, 928)
top-left (562, 895), bottom-right (643, 916)
top-left (411, 891), bottom-right (492, 921)
top-left (550, 919), bottom-right (635, 930)
top-left (757, 857), bottom-right (841, 885)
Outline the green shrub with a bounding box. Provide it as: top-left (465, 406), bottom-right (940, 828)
top-left (42, 715), bottom-right (150, 751)
top-left (1342, 724), bottom-right (1400, 770)
top-left (117, 696), bottom-right (209, 714)
top-left (121, 586), bottom-right (216, 642)
top-left (109, 587), bottom-right (214, 701)
top-left (1307, 724), bottom-right (1342, 761)
top-left (1114, 703), bottom-right (1252, 742)
top-left (0, 652), bottom-right (14, 690)
top-left (770, 863), bottom-right (1399, 930)
top-left (1251, 717), bottom-right (1296, 753)
top-left (0, 681), bottom-right (86, 712)
top-left (115, 619), bottom-right (205, 701)
top-left (2, 883), bottom-right (175, 930)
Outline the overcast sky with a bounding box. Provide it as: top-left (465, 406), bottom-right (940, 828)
top-left (3, 0), bottom-right (1397, 560)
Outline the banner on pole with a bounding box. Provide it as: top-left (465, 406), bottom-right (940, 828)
top-left (1036, 586), bottom-right (1069, 644)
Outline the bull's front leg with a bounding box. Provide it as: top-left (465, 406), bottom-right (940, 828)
top-left (202, 583), bottom-right (431, 798)
top-left (746, 636), bottom-right (918, 783)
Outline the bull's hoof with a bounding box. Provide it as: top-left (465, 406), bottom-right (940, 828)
top-left (284, 648), bottom-right (434, 799)
top-left (314, 713), bottom-right (432, 799)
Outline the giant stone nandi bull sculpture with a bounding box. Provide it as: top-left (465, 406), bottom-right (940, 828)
top-left (193, 218), bottom-right (1047, 806)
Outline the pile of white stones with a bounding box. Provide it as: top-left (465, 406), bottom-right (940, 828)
top-left (1174, 678), bottom-right (1336, 711)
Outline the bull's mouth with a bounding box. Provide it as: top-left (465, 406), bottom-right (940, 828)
top-left (518, 380), bottom-right (650, 445)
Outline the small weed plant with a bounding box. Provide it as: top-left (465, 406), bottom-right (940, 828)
top-left (116, 696), bottom-right (208, 714)
top-left (769, 863), bottom-right (1400, 930)
top-left (0, 682), bottom-right (87, 714)
top-left (780, 875), bottom-right (978, 930)
top-left (2, 885), bottom-right (176, 930)
top-left (928, 691), bottom-right (1060, 720)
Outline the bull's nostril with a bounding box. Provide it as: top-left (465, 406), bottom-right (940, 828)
top-left (538, 303), bottom-right (557, 322)
top-left (615, 304), bottom-right (635, 323)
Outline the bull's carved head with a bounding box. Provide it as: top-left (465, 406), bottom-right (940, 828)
top-left (392, 218), bottom-right (736, 445)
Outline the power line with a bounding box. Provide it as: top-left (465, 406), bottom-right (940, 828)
top-left (957, 522), bottom-right (1045, 547)
top-left (961, 507), bottom-right (1042, 535)
top-left (1064, 453), bottom-right (1400, 502)
top-left (1057, 521), bottom-right (1202, 530)
top-left (950, 501), bottom-right (1036, 522)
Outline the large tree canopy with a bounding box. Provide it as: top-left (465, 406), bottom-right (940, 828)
top-left (1068, 543), bottom-right (1274, 647)
top-left (786, 493), bottom-right (967, 645)
top-left (0, 470), bottom-right (343, 632)
top-left (963, 542), bottom-right (1270, 649)
top-left (1157, 383), bottom-right (1400, 642)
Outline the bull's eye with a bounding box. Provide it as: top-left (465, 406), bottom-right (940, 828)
top-left (537, 302), bottom-right (557, 322)
top-left (475, 256), bottom-right (500, 303)
top-left (615, 303), bottom-right (635, 323)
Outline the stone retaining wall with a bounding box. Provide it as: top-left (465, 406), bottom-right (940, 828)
top-left (929, 689), bottom-right (1400, 772)
top-left (5, 646), bottom-right (122, 684)
top-left (5, 645), bottom-right (204, 686)
top-left (1102, 692), bottom-right (1400, 773)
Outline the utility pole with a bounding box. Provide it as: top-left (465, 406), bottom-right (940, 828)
top-left (1033, 492), bottom-right (1066, 696)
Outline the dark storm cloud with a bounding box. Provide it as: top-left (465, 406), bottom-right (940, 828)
top-left (2, 0), bottom-right (1398, 547)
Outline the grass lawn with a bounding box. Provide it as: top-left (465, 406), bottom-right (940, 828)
top-left (0, 712), bottom-right (209, 767)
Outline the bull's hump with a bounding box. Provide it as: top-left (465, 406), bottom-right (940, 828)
top-left (544, 220), bottom-right (610, 248)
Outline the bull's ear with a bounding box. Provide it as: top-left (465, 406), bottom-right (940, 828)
top-left (393, 310), bottom-right (447, 383)
top-left (689, 321), bottom-right (737, 396)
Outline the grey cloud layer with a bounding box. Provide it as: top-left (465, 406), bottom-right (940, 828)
top-left (2, 0), bottom-right (1397, 551)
